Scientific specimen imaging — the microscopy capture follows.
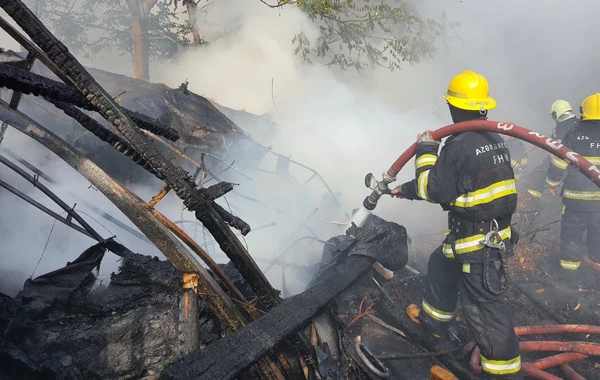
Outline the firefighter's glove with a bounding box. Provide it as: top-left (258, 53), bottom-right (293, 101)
top-left (416, 130), bottom-right (440, 146)
top-left (391, 186), bottom-right (405, 199)
top-left (391, 181), bottom-right (418, 200)
top-left (548, 187), bottom-right (558, 197)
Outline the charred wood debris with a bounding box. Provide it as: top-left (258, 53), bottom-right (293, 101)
top-left (0, 2), bottom-right (411, 380)
top-left (0, 2), bottom-right (598, 380)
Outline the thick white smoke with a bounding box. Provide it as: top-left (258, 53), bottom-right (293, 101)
top-left (3, 0), bottom-right (600, 295)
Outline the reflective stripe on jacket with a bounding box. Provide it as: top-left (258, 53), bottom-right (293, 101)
top-left (527, 117), bottom-right (578, 197)
top-left (401, 130), bottom-right (517, 222)
top-left (546, 119), bottom-right (600, 210)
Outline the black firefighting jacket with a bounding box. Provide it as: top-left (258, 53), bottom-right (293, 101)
top-left (400, 130), bottom-right (517, 261)
top-left (546, 119), bottom-right (600, 210)
top-left (527, 117), bottom-right (579, 198)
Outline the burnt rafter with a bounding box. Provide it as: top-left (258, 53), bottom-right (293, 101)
top-left (0, 0), bottom-right (284, 311)
top-left (51, 99), bottom-right (163, 179)
top-left (0, 61), bottom-right (179, 142)
top-left (0, 79), bottom-right (297, 380)
top-left (0, 63), bottom-right (250, 234)
top-left (0, 1), bottom-right (324, 372)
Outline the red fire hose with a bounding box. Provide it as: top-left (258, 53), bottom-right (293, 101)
top-left (385, 119), bottom-right (600, 186)
top-left (531, 352), bottom-right (589, 369)
top-left (469, 325), bottom-right (600, 379)
top-left (520, 341), bottom-right (600, 355)
top-left (521, 363), bottom-right (563, 380)
top-left (560, 363), bottom-right (587, 380)
top-left (362, 119), bottom-right (600, 212)
top-left (366, 121), bottom-right (600, 379)
top-left (583, 255), bottom-right (600, 271)
top-left (515, 325), bottom-right (600, 336)
top-left (470, 343), bottom-right (598, 378)
top-left (360, 119), bottom-right (600, 270)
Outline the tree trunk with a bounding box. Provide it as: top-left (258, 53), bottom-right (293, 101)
top-left (185, 1), bottom-right (203, 47)
top-left (125, 0), bottom-right (158, 80)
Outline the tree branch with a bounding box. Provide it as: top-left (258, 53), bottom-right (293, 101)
top-left (259, 0), bottom-right (298, 9)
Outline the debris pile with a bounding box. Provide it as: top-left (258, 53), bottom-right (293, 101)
top-left (0, 214), bottom-right (409, 380)
top-left (0, 242), bottom-right (243, 380)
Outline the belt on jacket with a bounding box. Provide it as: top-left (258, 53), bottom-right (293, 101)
top-left (442, 215), bottom-right (511, 259)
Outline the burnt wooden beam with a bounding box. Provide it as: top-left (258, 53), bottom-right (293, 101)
top-left (160, 255), bottom-right (376, 380)
top-left (0, 98), bottom-right (288, 380)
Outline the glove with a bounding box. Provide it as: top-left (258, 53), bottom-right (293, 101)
top-left (416, 130), bottom-right (440, 145)
top-left (390, 186), bottom-right (405, 199)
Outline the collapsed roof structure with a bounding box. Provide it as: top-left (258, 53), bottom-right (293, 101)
top-left (0, 1), bottom-right (599, 380)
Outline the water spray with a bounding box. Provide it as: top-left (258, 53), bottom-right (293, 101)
top-left (353, 119), bottom-right (600, 227)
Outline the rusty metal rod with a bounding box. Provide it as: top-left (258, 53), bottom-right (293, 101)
top-left (144, 204), bottom-right (249, 307)
top-left (140, 193), bottom-right (306, 376)
top-left (147, 184), bottom-right (171, 208)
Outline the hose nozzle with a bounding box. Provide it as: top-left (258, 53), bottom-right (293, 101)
top-left (363, 172), bottom-right (395, 210)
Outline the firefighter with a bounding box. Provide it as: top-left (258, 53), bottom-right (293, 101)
top-left (391, 70), bottom-right (522, 379)
top-left (527, 100), bottom-right (579, 199)
top-left (545, 93), bottom-right (600, 272)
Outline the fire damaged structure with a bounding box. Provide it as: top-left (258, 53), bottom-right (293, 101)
top-left (0, 1), bottom-right (600, 380)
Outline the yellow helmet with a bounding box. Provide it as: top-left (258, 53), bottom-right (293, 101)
top-left (580, 93), bottom-right (600, 121)
top-left (550, 100), bottom-right (572, 120)
top-left (443, 70), bottom-right (497, 111)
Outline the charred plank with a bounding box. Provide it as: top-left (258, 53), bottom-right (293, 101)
top-left (0, 75), bottom-right (289, 380)
top-left (0, 62), bottom-right (179, 141)
top-left (0, 2), bottom-right (279, 310)
top-left (50, 99), bottom-right (163, 179)
top-left (160, 255), bottom-right (376, 380)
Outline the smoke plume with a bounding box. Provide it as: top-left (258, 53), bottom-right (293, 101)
top-left (2, 0), bottom-right (600, 295)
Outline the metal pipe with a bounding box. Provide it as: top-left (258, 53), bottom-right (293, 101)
top-left (3, 147), bottom-right (54, 183)
top-left (0, 153), bottom-right (104, 242)
top-left (0, 177), bottom-right (93, 238)
top-left (147, 185), bottom-right (171, 208)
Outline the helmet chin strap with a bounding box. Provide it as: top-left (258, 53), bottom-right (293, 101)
top-left (448, 103), bottom-right (487, 123)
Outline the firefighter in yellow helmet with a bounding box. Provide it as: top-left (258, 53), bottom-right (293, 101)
top-left (526, 100), bottom-right (579, 200)
top-left (545, 93), bottom-right (600, 273)
top-left (391, 70), bottom-right (522, 379)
